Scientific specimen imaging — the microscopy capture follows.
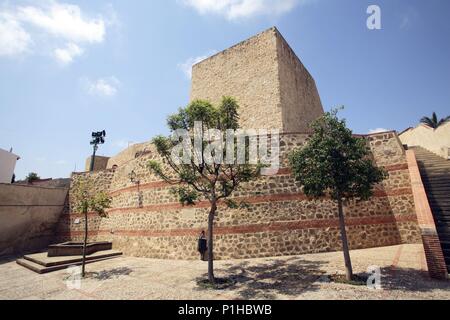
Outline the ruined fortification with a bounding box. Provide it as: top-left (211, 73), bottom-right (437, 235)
top-left (56, 28), bottom-right (422, 260)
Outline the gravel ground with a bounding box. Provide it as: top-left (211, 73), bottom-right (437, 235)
top-left (0, 244), bottom-right (449, 300)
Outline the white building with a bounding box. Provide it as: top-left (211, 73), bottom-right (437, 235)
top-left (0, 148), bottom-right (20, 184)
top-left (399, 122), bottom-right (450, 159)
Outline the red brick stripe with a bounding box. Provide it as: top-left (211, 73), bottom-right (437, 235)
top-left (58, 214), bottom-right (417, 238)
top-left (383, 163), bottom-right (409, 172)
top-left (109, 181), bottom-right (170, 197)
top-left (68, 188), bottom-right (413, 217)
top-left (107, 164), bottom-right (409, 197)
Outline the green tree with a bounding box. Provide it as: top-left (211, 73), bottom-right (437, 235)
top-left (71, 177), bottom-right (111, 277)
top-left (420, 112), bottom-right (450, 129)
top-left (25, 172), bottom-right (40, 183)
top-left (289, 109), bottom-right (386, 281)
top-left (148, 97), bottom-right (262, 284)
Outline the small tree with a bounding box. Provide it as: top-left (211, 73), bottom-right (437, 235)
top-left (289, 109), bottom-right (386, 281)
top-left (148, 97), bottom-right (262, 284)
top-left (420, 112), bottom-right (450, 129)
top-left (71, 177), bottom-right (111, 277)
top-left (25, 172), bottom-right (40, 183)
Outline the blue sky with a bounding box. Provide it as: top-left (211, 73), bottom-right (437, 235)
top-left (1, 0), bottom-right (449, 179)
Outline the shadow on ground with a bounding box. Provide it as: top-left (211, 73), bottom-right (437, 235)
top-left (196, 259), bottom-right (450, 299)
top-left (0, 255), bottom-right (20, 266)
top-left (197, 257), bottom-right (326, 299)
top-left (380, 267), bottom-right (450, 293)
top-left (87, 267), bottom-right (133, 280)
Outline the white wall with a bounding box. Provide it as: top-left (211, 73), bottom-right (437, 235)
top-left (0, 148), bottom-right (19, 184)
top-left (0, 183), bottom-right (68, 256)
top-left (399, 122), bottom-right (450, 159)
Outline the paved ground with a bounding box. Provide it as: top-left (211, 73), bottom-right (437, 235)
top-left (1, 244), bottom-right (449, 300)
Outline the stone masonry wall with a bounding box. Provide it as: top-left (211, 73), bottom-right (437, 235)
top-left (276, 30), bottom-right (324, 133)
top-left (190, 27), bottom-right (324, 132)
top-left (56, 131), bottom-right (421, 260)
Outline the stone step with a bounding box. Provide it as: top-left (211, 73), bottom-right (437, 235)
top-left (17, 250), bottom-right (123, 274)
top-left (434, 217), bottom-right (450, 225)
top-left (423, 188), bottom-right (450, 194)
top-left (414, 146), bottom-right (450, 270)
top-left (23, 249), bottom-right (123, 267)
top-left (423, 176), bottom-right (450, 180)
top-left (445, 257), bottom-right (450, 267)
top-left (419, 165), bottom-right (450, 170)
top-left (16, 254), bottom-right (122, 274)
top-left (429, 203), bottom-right (450, 209)
top-left (433, 209), bottom-right (450, 215)
top-left (428, 193), bottom-right (450, 198)
top-left (440, 240), bottom-right (450, 250)
top-left (442, 247), bottom-right (450, 257)
top-left (428, 198), bottom-right (450, 204)
top-left (436, 231), bottom-right (450, 240)
top-left (436, 231), bottom-right (450, 242)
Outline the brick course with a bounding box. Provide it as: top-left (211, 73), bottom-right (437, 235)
top-left (57, 132), bottom-right (422, 260)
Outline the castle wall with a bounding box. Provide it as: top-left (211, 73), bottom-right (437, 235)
top-left (56, 132), bottom-right (421, 260)
top-left (191, 28), bottom-right (284, 131)
top-left (275, 32), bottom-right (324, 133)
top-left (106, 141), bottom-right (154, 169)
top-left (190, 27), bottom-right (324, 133)
top-left (85, 156), bottom-right (110, 172)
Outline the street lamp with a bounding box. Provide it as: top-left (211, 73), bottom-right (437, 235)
top-left (89, 130), bottom-right (106, 172)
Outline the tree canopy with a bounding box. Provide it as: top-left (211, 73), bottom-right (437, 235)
top-left (289, 109), bottom-right (387, 201)
top-left (420, 112), bottom-right (450, 129)
top-left (71, 177), bottom-right (111, 216)
top-left (148, 97), bottom-right (261, 208)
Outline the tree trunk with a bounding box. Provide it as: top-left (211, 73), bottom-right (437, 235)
top-left (81, 209), bottom-right (88, 278)
top-left (337, 198), bottom-right (353, 281)
top-left (207, 202), bottom-right (217, 284)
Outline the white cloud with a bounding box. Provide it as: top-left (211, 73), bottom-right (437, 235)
top-left (0, 12), bottom-right (31, 56)
top-left (0, 1), bottom-right (113, 63)
top-left (17, 2), bottom-right (105, 43)
top-left (181, 0), bottom-right (304, 20)
top-left (178, 50), bottom-right (217, 78)
top-left (54, 42), bottom-right (83, 64)
top-left (368, 128), bottom-right (390, 134)
top-left (85, 77), bottom-right (121, 97)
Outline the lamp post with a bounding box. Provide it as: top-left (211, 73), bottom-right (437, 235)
top-left (89, 130), bottom-right (106, 172)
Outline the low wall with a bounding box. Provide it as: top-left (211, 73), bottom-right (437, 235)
top-left (0, 184), bottom-right (68, 256)
top-left (406, 150), bottom-right (448, 279)
top-left (56, 132), bottom-right (422, 260)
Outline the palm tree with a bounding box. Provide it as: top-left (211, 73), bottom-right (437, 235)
top-left (420, 112), bottom-right (450, 129)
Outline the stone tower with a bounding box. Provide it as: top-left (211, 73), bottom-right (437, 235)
top-left (190, 27), bottom-right (324, 133)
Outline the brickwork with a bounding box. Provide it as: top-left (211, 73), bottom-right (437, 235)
top-left (57, 29), bottom-right (425, 263)
top-left (84, 156), bottom-right (110, 172)
top-left (56, 132), bottom-right (422, 260)
top-left (406, 149), bottom-right (448, 279)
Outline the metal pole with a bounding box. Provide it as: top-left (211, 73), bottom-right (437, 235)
top-left (90, 144), bottom-right (98, 172)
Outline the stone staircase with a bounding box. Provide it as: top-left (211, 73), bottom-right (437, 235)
top-left (411, 146), bottom-right (450, 273)
top-left (17, 250), bottom-right (122, 274)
